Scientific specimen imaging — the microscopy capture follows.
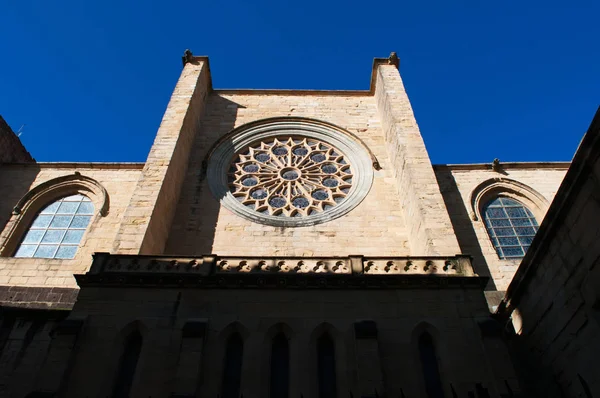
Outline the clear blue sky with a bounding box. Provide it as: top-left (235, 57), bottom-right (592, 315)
top-left (1, 1), bottom-right (598, 164)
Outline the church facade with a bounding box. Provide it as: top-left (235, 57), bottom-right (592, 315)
top-left (0, 52), bottom-right (596, 398)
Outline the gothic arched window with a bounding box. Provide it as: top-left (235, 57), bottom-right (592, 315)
top-left (14, 194), bottom-right (94, 259)
top-left (222, 332), bottom-right (244, 398)
top-left (270, 332), bottom-right (290, 398)
top-left (112, 330), bottom-right (142, 398)
top-left (317, 333), bottom-right (337, 398)
top-left (482, 197), bottom-right (539, 259)
top-left (419, 332), bottom-right (445, 398)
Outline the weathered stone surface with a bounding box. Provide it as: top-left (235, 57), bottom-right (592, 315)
top-left (0, 54), bottom-right (580, 398)
top-left (0, 116), bottom-right (34, 163)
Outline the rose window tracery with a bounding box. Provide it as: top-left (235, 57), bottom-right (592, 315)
top-left (228, 137), bottom-right (353, 217)
top-left (206, 118), bottom-right (375, 227)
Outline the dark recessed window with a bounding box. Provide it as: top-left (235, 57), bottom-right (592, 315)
top-left (112, 330), bottom-right (142, 398)
top-left (317, 333), bottom-right (337, 398)
top-left (270, 332), bottom-right (290, 398)
top-left (483, 197), bottom-right (539, 259)
top-left (222, 333), bottom-right (244, 398)
top-left (419, 332), bottom-right (445, 398)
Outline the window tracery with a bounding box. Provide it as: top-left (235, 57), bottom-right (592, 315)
top-left (14, 195), bottom-right (93, 259)
top-left (206, 118), bottom-right (375, 227)
top-left (483, 197), bottom-right (539, 259)
top-left (229, 137), bottom-right (353, 218)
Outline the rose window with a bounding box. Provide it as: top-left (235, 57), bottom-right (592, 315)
top-left (228, 137), bottom-right (353, 217)
top-left (206, 118), bottom-right (375, 227)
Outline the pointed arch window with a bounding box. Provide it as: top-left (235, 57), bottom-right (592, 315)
top-left (317, 333), bottom-right (337, 398)
top-left (270, 332), bottom-right (290, 398)
top-left (112, 330), bottom-right (142, 398)
top-left (14, 194), bottom-right (94, 259)
top-left (419, 332), bottom-right (445, 398)
top-left (483, 197), bottom-right (539, 259)
top-left (222, 332), bottom-right (244, 398)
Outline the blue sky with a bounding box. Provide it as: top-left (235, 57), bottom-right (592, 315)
top-left (1, 1), bottom-right (598, 164)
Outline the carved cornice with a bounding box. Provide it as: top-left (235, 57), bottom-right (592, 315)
top-left (76, 253), bottom-right (484, 289)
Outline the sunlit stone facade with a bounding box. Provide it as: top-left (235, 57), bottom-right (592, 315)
top-left (0, 51), bottom-right (596, 398)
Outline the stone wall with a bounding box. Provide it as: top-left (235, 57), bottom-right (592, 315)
top-left (0, 116), bottom-right (34, 164)
top-left (499, 108), bottom-right (600, 398)
top-left (0, 164), bottom-right (142, 291)
top-left (49, 284), bottom-right (519, 398)
top-left (166, 91), bottom-right (412, 257)
top-left (435, 164), bottom-right (568, 296)
top-left (0, 309), bottom-right (68, 397)
top-left (374, 63), bottom-right (461, 256)
top-left (167, 61), bottom-right (462, 258)
top-left (113, 58), bottom-right (211, 256)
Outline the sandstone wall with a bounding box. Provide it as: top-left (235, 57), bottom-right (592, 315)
top-left (113, 58), bottom-right (211, 256)
top-left (166, 92), bottom-right (412, 257)
top-left (502, 110), bottom-right (600, 397)
top-left (0, 164), bottom-right (142, 290)
top-left (435, 164), bottom-right (568, 295)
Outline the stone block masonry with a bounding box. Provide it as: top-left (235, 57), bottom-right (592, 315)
top-left (373, 63), bottom-right (461, 256)
top-left (0, 116), bottom-right (34, 163)
top-left (113, 58), bottom-right (211, 255)
top-left (166, 92), bottom-right (413, 257)
top-left (0, 164), bottom-right (142, 289)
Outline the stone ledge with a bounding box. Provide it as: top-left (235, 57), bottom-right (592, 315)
top-left (76, 270), bottom-right (488, 290)
top-left (0, 286), bottom-right (79, 310)
top-left (88, 253), bottom-right (475, 277)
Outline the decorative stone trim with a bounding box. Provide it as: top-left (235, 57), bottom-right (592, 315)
top-left (181, 49), bottom-right (194, 66)
top-left (13, 173), bottom-right (109, 217)
top-left (0, 173), bottom-right (109, 257)
top-left (77, 253), bottom-right (483, 289)
top-left (206, 118), bottom-right (376, 227)
top-left (387, 51), bottom-right (399, 68)
top-left (469, 177), bottom-right (550, 222)
top-left (87, 253), bottom-right (474, 277)
top-left (227, 137), bottom-right (354, 218)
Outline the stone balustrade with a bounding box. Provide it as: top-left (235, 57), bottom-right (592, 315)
top-left (87, 252), bottom-right (474, 277)
top-left (77, 253), bottom-right (481, 289)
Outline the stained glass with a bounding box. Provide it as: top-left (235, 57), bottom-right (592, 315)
top-left (321, 164), bottom-right (337, 174)
top-left (293, 147), bottom-right (308, 156)
top-left (483, 197), bottom-right (538, 259)
top-left (228, 137), bottom-right (353, 217)
top-left (292, 197), bottom-right (310, 208)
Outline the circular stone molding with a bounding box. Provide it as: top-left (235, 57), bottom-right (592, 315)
top-left (206, 119), bottom-right (374, 227)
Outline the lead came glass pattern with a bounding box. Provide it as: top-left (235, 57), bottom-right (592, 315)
top-left (483, 197), bottom-right (539, 259)
top-left (229, 137), bottom-right (353, 217)
top-left (15, 195), bottom-right (94, 259)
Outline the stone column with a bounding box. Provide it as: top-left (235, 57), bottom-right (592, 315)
top-left (171, 319), bottom-right (208, 398)
top-left (33, 317), bottom-right (86, 395)
top-left (240, 333), bottom-right (263, 398)
top-left (373, 55), bottom-right (460, 256)
top-left (353, 320), bottom-right (384, 397)
top-left (113, 52), bottom-right (212, 255)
